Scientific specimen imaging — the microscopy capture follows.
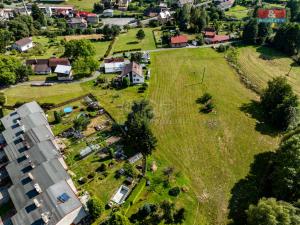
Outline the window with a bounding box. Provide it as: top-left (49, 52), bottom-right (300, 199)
top-left (21, 177), bottom-right (32, 185)
top-left (26, 189), bottom-right (39, 199)
top-left (25, 203), bottom-right (37, 213)
top-left (22, 165), bottom-right (33, 174)
top-left (17, 155), bottom-right (27, 163)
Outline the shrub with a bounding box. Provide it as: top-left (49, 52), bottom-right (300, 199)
top-left (97, 163), bottom-right (107, 172)
top-left (201, 101), bottom-right (215, 113)
top-left (122, 77), bottom-right (130, 88)
top-left (169, 186), bottom-right (181, 197)
top-left (54, 111), bottom-right (61, 123)
top-left (87, 197), bottom-right (103, 220)
top-left (88, 172), bottom-right (96, 179)
top-left (197, 93), bottom-right (212, 104)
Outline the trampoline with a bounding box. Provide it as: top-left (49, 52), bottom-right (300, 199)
top-left (64, 107), bottom-right (73, 113)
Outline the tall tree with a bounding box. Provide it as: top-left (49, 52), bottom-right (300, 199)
top-left (64, 39), bottom-right (95, 60)
top-left (124, 100), bottom-right (157, 156)
top-left (0, 29), bottom-right (12, 53)
top-left (271, 134), bottom-right (300, 201)
top-left (31, 3), bottom-right (46, 26)
top-left (247, 198), bottom-right (300, 225)
top-left (136, 29), bottom-right (145, 41)
top-left (260, 77), bottom-right (298, 130)
top-left (257, 22), bottom-right (271, 44)
top-left (242, 18), bottom-right (258, 44)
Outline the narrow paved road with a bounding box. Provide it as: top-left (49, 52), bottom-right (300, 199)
top-left (1, 41), bottom-right (239, 90)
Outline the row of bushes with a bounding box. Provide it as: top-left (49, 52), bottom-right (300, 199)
top-left (113, 48), bottom-right (142, 54)
top-left (103, 37), bottom-right (117, 58)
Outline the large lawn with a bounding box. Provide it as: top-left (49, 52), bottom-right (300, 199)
top-left (112, 28), bottom-right (156, 53)
top-left (3, 79), bottom-right (146, 123)
top-left (62, 0), bottom-right (99, 11)
top-left (225, 5), bottom-right (250, 19)
top-left (147, 48), bottom-right (278, 224)
top-left (238, 46), bottom-right (300, 95)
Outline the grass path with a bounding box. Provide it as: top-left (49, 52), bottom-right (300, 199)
top-left (148, 48), bottom-right (279, 224)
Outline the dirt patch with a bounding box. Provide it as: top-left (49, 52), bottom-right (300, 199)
top-left (64, 34), bottom-right (104, 41)
top-left (84, 114), bottom-right (111, 136)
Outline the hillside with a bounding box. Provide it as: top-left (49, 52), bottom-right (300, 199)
top-left (148, 48), bottom-right (279, 224)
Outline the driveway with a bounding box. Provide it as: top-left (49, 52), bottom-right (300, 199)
top-left (101, 18), bottom-right (135, 26)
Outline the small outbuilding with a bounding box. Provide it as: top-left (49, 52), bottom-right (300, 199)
top-left (13, 37), bottom-right (33, 52)
top-left (55, 65), bottom-right (73, 81)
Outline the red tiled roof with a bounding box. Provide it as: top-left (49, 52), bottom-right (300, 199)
top-left (204, 31), bottom-right (216, 38)
top-left (104, 57), bottom-right (125, 63)
top-left (170, 35), bottom-right (188, 44)
top-left (210, 35), bottom-right (230, 42)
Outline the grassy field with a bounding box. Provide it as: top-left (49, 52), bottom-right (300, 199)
top-left (91, 40), bottom-right (111, 60)
top-left (62, 0), bottom-right (99, 11)
top-left (146, 48), bottom-right (278, 224)
top-left (3, 78), bottom-right (146, 123)
top-left (237, 46), bottom-right (300, 95)
top-left (225, 5), bottom-right (250, 19)
top-left (112, 28), bottom-right (156, 53)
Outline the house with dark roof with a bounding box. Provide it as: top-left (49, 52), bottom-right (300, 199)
top-left (12, 37), bottom-right (33, 52)
top-left (120, 62), bottom-right (144, 84)
top-left (170, 35), bottom-right (188, 48)
top-left (67, 17), bottom-right (88, 29)
top-left (0, 102), bottom-right (86, 225)
top-left (26, 58), bottom-right (70, 75)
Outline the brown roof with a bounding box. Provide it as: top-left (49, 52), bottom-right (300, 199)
top-left (121, 62), bottom-right (143, 77)
top-left (49, 58), bottom-right (70, 67)
top-left (34, 64), bottom-right (51, 73)
top-left (26, 59), bottom-right (49, 66)
top-left (15, 37), bottom-right (32, 46)
top-left (104, 57), bottom-right (125, 63)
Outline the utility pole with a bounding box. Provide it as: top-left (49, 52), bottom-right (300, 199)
top-left (201, 67), bottom-right (206, 84)
top-left (287, 66), bottom-right (293, 76)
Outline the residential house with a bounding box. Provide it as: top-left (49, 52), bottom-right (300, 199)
top-left (103, 9), bottom-right (114, 17)
top-left (177, 0), bottom-right (194, 7)
top-left (87, 13), bottom-right (99, 24)
top-left (170, 35), bottom-right (188, 48)
top-left (104, 57), bottom-right (127, 73)
top-left (67, 17), bottom-right (88, 29)
top-left (55, 65), bottom-right (73, 81)
top-left (0, 8), bottom-right (14, 21)
top-left (49, 58), bottom-right (71, 71)
top-left (158, 10), bottom-right (171, 23)
top-left (118, 0), bottom-right (131, 11)
top-left (26, 58), bottom-right (70, 75)
top-left (0, 102), bottom-right (87, 225)
top-left (203, 29), bottom-right (230, 44)
top-left (120, 62), bottom-right (144, 84)
top-left (159, 2), bottom-right (168, 10)
top-left (12, 37), bottom-right (33, 52)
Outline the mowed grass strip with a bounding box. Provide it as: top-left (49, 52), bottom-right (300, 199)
top-left (4, 83), bottom-right (87, 105)
top-left (112, 28), bottom-right (156, 53)
top-left (238, 46), bottom-right (300, 95)
top-left (148, 48), bottom-right (278, 224)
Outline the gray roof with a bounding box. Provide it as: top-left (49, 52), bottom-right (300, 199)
top-left (54, 65), bottom-right (72, 75)
top-left (0, 102), bottom-right (86, 225)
